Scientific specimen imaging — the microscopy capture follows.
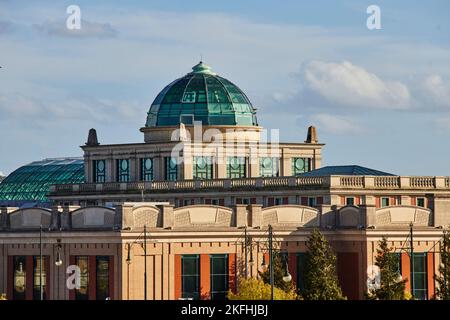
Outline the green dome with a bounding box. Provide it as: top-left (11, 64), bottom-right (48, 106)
top-left (145, 62), bottom-right (258, 127)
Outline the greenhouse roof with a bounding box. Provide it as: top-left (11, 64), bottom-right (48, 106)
top-left (0, 158), bottom-right (84, 207)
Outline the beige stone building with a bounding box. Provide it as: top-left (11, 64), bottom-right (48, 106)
top-left (1, 62), bottom-right (450, 300)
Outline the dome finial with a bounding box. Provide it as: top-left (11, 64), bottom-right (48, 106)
top-left (191, 61), bottom-right (215, 75)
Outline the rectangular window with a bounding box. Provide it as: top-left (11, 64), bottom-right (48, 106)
top-left (346, 197), bottom-right (355, 206)
top-left (210, 254), bottom-right (229, 300)
top-left (193, 156), bottom-right (213, 180)
top-left (412, 253), bottom-right (428, 300)
top-left (297, 253), bottom-right (307, 293)
top-left (227, 157), bottom-right (246, 179)
top-left (13, 256), bottom-right (26, 300)
top-left (93, 160), bottom-right (106, 183)
top-left (165, 157), bottom-right (178, 181)
top-left (96, 256), bottom-right (110, 300)
top-left (236, 198), bottom-right (251, 205)
top-left (33, 256), bottom-right (47, 300)
top-left (274, 198), bottom-right (283, 206)
top-left (182, 255), bottom-right (200, 300)
top-left (211, 199), bottom-right (219, 206)
top-left (381, 197), bottom-right (390, 207)
top-left (308, 197), bottom-right (317, 207)
top-left (292, 158), bottom-right (310, 176)
top-left (75, 256), bottom-right (89, 300)
top-left (417, 197), bottom-right (425, 207)
top-left (259, 157), bottom-right (279, 177)
top-left (116, 159), bottom-right (130, 182)
top-left (140, 158), bottom-right (154, 181)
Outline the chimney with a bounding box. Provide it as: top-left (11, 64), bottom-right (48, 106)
top-left (86, 128), bottom-right (100, 146)
top-left (305, 126), bottom-right (318, 143)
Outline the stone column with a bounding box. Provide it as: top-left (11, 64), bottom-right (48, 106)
top-left (249, 204), bottom-right (263, 228)
top-left (361, 204), bottom-right (377, 227)
top-left (160, 204), bottom-right (174, 229)
top-left (235, 204), bottom-right (247, 227)
top-left (433, 196), bottom-right (450, 227)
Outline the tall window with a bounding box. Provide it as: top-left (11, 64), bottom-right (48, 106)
top-left (308, 197), bottom-right (317, 207)
top-left (182, 255), bottom-right (200, 300)
top-left (141, 158), bottom-right (154, 181)
top-left (292, 158), bottom-right (310, 175)
top-left (260, 157), bottom-right (279, 177)
top-left (75, 256), bottom-right (89, 300)
top-left (210, 254), bottom-right (229, 300)
top-left (165, 157), bottom-right (178, 181)
top-left (116, 159), bottom-right (130, 182)
top-left (93, 160), bottom-right (106, 183)
top-left (297, 253), bottom-right (307, 293)
top-left (417, 197), bottom-right (425, 207)
top-left (381, 197), bottom-right (390, 207)
top-left (227, 157), bottom-right (246, 179)
top-left (346, 197), bottom-right (355, 206)
top-left (96, 256), bottom-right (110, 300)
top-left (33, 256), bottom-right (47, 300)
top-left (13, 256), bottom-right (26, 300)
top-left (412, 253), bottom-right (428, 300)
top-left (193, 156), bottom-right (213, 180)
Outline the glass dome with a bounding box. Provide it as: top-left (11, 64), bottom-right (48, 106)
top-left (145, 62), bottom-right (258, 127)
top-left (0, 158), bottom-right (84, 207)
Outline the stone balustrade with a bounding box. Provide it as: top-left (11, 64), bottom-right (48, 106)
top-left (50, 175), bottom-right (450, 195)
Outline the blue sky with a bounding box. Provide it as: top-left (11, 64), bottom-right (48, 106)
top-left (1, 0), bottom-right (450, 176)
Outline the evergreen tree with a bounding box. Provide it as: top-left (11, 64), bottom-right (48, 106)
top-left (259, 251), bottom-right (295, 293)
top-left (435, 230), bottom-right (450, 300)
top-left (301, 229), bottom-right (346, 300)
top-left (367, 237), bottom-right (406, 300)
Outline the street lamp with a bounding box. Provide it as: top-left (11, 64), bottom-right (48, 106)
top-left (282, 255), bottom-right (292, 283)
top-left (125, 225), bottom-right (149, 300)
top-left (55, 240), bottom-right (63, 267)
top-left (39, 225), bottom-right (43, 301)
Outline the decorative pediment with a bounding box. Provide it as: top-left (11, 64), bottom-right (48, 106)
top-left (173, 205), bottom-right (233, 227)
top-left (71, 206), bottom-right (116, 229)
top-left (375, 206), bottom-right (432, 226)
top-left (131, 206), bottom-right (161, 228)
top-left (9, 208), bottom-right (52, 229)
top-left (339, 206), bottom-right (361, 227)
top-left (261, 205), bottom-right (319, 227)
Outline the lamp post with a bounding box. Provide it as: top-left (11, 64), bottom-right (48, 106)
top-left (410, 222), bottom-right (414, 298)
top-left (240, 224), bottom-right (291, 300)
top-left (126, 225), bottom-right (149, 300)
top-left (244, 227), bottom-right (248, 278)
top-left (39, 225), bottom-right (43, 301)
top-left (144, 225), bottom-right (147, 301)
top-left (268, 224), bottom-right (274, 300)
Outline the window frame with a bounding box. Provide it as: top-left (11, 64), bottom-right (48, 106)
top-left (93, 160), bottom-right (106, 183)
top-left (181, 255), bottom-right (200, 300)
top-left (210, 254), bottom-right (229, 300)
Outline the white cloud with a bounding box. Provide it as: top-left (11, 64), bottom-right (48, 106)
top-left (303, 60), bottom-right (411, 109)
top-left (33, 20), bottom-right (118, 38)
top-left (309, 113), bottom-right (362, 134)
top-left (0, 92), bottom-right (143, 124)
top-left (423, 75), bottom-right (450, 108)
top-left (0, 171), bottom-right (5, 177)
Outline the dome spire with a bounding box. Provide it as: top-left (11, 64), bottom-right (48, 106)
top-left (191, 61), bottom-right (216, 75)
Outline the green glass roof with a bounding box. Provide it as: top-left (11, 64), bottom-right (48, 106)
top-left (146, 62), bottom-right (258, 127)
top-left (0, 158), bottom-right (84, 207)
